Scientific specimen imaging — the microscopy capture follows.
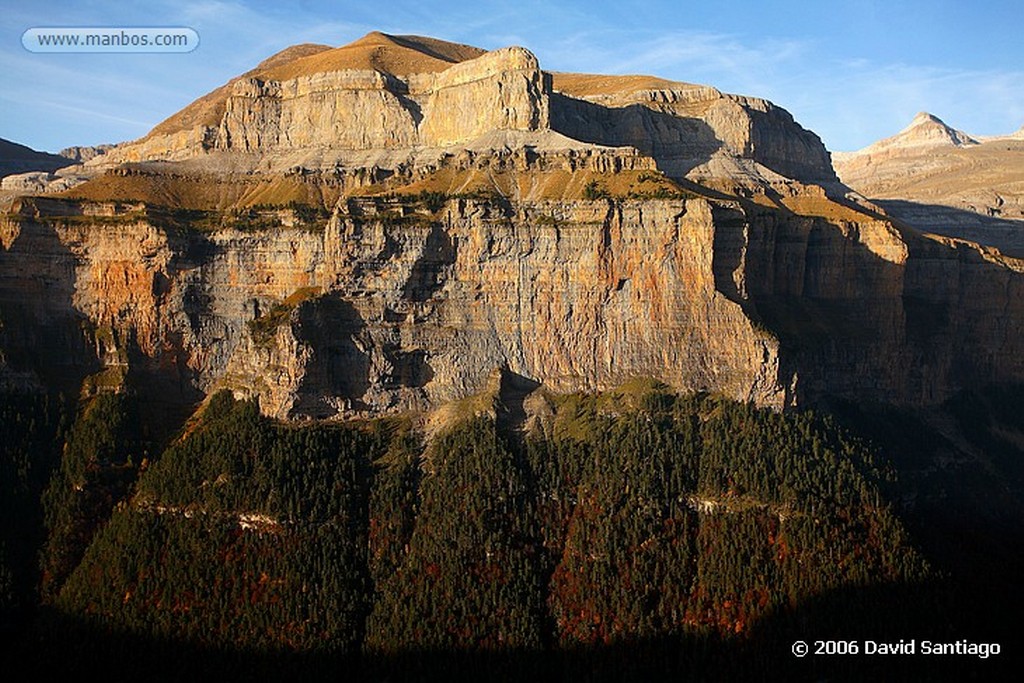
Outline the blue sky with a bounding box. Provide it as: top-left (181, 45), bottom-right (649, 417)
top-left (2, 0), bottom-right (1022, 153)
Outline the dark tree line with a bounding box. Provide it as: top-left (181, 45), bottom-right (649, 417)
top-left (0, 391), bottom-right (68, 629)
top-left (6, 384), bottom-right (1019, 680)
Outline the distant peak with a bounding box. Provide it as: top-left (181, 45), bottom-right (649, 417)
top-left (841, 112), bottom-right (982, 155)
top-left (893, 112), bottom-right (978, 148)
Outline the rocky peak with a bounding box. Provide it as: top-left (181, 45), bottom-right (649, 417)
top-left (832, 112), bottom-right (1024, 258)
top-left (904, 112), bottom-right (978, 146)
top-left (854, 112), bottom-right (979, 155)
top-left (92, 31), bottom-right (836, 188)
top-left (260, 31), bottom-right (487, 80)
top-left (137, 33), bottom-right (487, 145)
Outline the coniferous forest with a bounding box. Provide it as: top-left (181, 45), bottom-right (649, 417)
top-left (2, 382), bottom-right (1022, 681)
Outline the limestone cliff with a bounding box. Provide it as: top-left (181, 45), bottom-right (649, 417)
top-left (98, 32), bottom-right (834, 190)
top-left (4, 33), bottom-right (1024, 419)
top-left (549, 74), bottom-right (835, 184)
top-left (213, 46), bottom-right (548, 153)
top-left (3, 191), bottom-right (1023, 418)
top-left (103, 37), bottom-right (549, 164)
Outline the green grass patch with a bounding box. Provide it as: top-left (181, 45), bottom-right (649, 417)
top-left (246, 287), bottom-right (322, 348)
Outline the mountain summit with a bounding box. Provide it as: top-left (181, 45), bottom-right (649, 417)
top-left (3, 32), bottom-right (1024, 423)
top-left (899, 111), bottom-right (978, 146)
top-left (91, 31), bottom-right (835, 190)
top-left (853, 112), bottom-right (979, 156)
top-left (147, 33), bottom-right (488, 141)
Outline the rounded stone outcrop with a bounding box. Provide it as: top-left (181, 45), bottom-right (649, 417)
top-left (97, 32), bottom-right (836, 189)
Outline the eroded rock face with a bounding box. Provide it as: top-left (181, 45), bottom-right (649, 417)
top-left (3, 195), bottom-right (1023, 417)
top-left (109, 46), bottom-right (551, 162)
top-left (98, 33), bottom-right (834, 188)
top-left (1, 171), bottom-right (90, 194)
top-left (7, 35), bottom-right (1023, 417)
top-left (550, 82), bottom-right (835, 184)
top-left (59, 144), bottom-right (116, 164)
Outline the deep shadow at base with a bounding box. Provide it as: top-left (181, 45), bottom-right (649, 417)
top-left (8, 574), bottom-right (1019, 683)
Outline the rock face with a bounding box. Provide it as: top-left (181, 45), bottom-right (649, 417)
top-left (215, 47), bottom-right (548, 153)
top-left (100, 32), bottom-right (834, 189)
top-left (834, 113), bottom-right (1024, 257)
top-left (1, 171), bottom-right (90, 194)
top-left (549, 75), bottom-right (835, 184)
top-left (3, 192), bottom-right (1023, 418)
top-left (4, 33), bottom-right (1024, 418)
top-left (0, 195), bottom-right (780, 415)
top-left (105, 37), bottom-right (549, 164)
top-left (58, 144), bottom-right (115, 164)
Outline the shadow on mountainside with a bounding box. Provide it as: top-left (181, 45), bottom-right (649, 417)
top-left (9, 386), bottom-right (1024, 683)
top-left (11, 569), bottom-right (1018, 682)
top-left (0, 139), bottom-right (75, 180)
top-left (291, 294), bottom-right (373, 417)
top-left (495, 367), bottom-right (541, 434)
top-left (0, 201), bottom-right (204, 438)
top-left (701, 193), bottom-right (1024, 406)
top-left (872, 199), bottom-right (1024, 259)
top-left (823, 389), bottom-right (1024, 581)
top-left (0, 208), bottom-right (98, 394)
top-left (549, 91), bottom-right (835, 184)
top-left (549, 93), bottom-right (724, 178)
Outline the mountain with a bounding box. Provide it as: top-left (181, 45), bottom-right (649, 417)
top-left (850, 111), bottom-right (979, 153)
top-left (3, 31), bottom-right (1023, 681)
top-left (90, 31), bottom-right (834, 188)
top-left (833, 113), bottom-right (1024, 256)
top-left (2, 34), bottom-right (1023, 420)
top-left (0, 138), bottom-right (74, 179)
top-left (0, 139), bottom-right (100, 195)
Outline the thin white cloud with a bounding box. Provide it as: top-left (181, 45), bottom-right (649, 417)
top-left (5, 2), bottom-right (1021, 154)
top-left (0, 93), bottom-right (154, 130)
top-left (785, 61), bottom-right (1024, 150)
top-left (609, 31), bottom-right (807, 80)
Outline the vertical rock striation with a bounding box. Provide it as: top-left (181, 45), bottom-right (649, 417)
top-left (3, 194), bottom-right (1023, 417)
top-left (6, 33), bottom-right (1023, 418)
